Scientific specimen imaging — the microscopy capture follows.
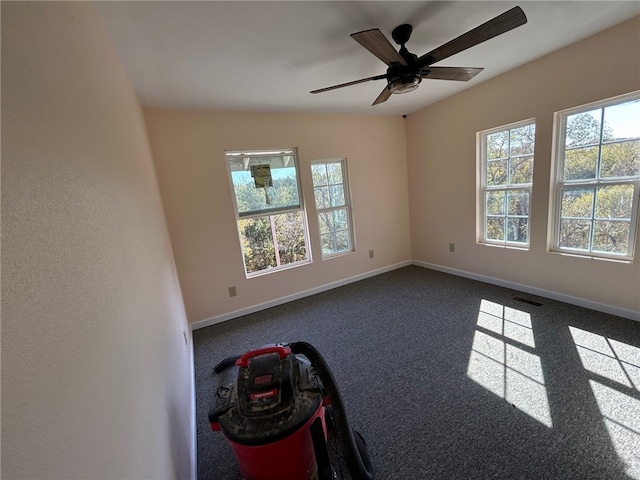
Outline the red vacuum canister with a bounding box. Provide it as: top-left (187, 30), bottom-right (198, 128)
top-left (209, 345), bottom-right (332, 480)
top-left (209, 342), bottom-right (375, 480)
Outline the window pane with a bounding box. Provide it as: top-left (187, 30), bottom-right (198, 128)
top-left (507, 217), bottom-right (528, 243)
top-left (238, 217), bottom-right (276, 273)
top-left (320, 233), bottom-right (334, 254)
top-left (602, 100), bottom-right (640, 143)
top-left (559, 219), bottom-right (591, 250)
top-left (508, 190), bottom-right (529, 216)
top-left (314, 186), bottom-right (329, 209)
top-left (600, 140), bottom-right (640, 178)
top-left (311, 164), bottom-right (328, 186)
top-left (319, 209), bottom-right (348, 234)
top-left (487, 130), bottom-right (509, 159)
top-left (565, 109), bottom-right (601, 147)
top-left (593, 220), bottom-right (630, 254)
top-left (595, 184), bottom-right (634, 219)
top-left (329, 185), bottom-right (345, 207)
top-left (319, 209), bottom-right (350, 255)
top-left (486, 191), bottom-right (505, 215)
top-left (335, 230), bottom-right (350, 252)
top-left (510, 156), bottom-right (534, 185)
top-left (486, 217), bottom-right (505, 241)
top-left (510, 124), bottom-right (536, 156)
top-left (561, 187), bottom-right (594, 219)
top-left (487, 159), bottom-right (508, 186)
top-left (273, 212), bottom-right (307, 265)
top-left (231, 175), bottom-right (268, 213)
top-left (238, 213), bottom-right (309, 274)
top-left (563, 146), bottom-right (598, 181)
top-left (319, 211), bottom-right (331, 235)
top-left (327, 163), bottom-right (343, 184)
top-left (332, 209), bottom-right (348, 229)
top-left (266, 168), bottom-right (300, 209)
top-left (230, 164), bottom-right (300, 216)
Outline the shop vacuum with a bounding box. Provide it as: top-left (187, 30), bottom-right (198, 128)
top-left (208, 342), bottom-right (375, 480)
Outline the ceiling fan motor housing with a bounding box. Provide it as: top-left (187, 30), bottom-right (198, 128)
top-left (387, 65), bottom-right (422, 94)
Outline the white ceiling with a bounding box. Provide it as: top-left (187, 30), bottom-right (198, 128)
top-left (95, 1), bottom-right (640, 116)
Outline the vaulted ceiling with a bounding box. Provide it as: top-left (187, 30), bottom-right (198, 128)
top-left (96, 1), bottom-right (640, 116)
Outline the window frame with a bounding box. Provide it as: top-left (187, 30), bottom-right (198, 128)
top-left (477, 118), bottom-right (537, 248)
top-left (549, 91), bottom-right (640, 261)
top-left (310, 158), bottom-right (355, 259)
top-left (225, 148), bottom-right (312, 277)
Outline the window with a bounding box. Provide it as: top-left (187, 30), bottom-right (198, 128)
top-left (478, 119), bottom-right (536, 247)
top-left (550, 92), bottom-right (640, 260)
top-left (311, 159), bottom-right (354, 257)
top-left (225, 149), bottom-right (310, 276)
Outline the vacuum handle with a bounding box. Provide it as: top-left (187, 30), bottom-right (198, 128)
top-left (213, 354), bottom-right (242, 374)
top-left (236, 345), bottom-right (291, 368)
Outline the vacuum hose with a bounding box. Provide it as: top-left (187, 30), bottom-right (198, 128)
top-left (290, 342), bottom-right (375, 480)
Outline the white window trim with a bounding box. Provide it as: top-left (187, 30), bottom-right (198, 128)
top-left (310, 158), bottom-right (356, 259)
top-left (548, 91), bottom-right (640, 262)
top-left (477, 118), bottom-right (536, 249)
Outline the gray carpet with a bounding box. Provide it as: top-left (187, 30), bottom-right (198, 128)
top-left (194, 265), bottom-right (640, 479)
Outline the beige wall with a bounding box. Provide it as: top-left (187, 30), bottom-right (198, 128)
top-left (144, 110), bottom-right (411, 324)
top-left (407, 16), bottom-right (640, 316)
top-left (2, 2), bottom-right (193, 478)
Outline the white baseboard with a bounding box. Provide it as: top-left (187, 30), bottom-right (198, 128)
top-left (191, 259), bottom-right (639, 330)
top-left (191, 260), bottom-right (413, 330)
top-left (413, 260), bottom-right (640, 323)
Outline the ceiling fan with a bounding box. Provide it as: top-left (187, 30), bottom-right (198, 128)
top-left (310, 6), bottom-right (527, 106)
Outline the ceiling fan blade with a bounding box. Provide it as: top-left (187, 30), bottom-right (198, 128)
top-left (310, 74), bottom-right (387, 94)
top-left (372, 86), bottom-right (392, 106)
top-left (415, 6), bottom-right (527, 68)
top-left (351, 29), bottom-right (407, 67)
top-left (421, 66), bottom-right (484, 81)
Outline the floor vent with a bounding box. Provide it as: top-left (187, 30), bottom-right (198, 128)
top-left (513, 296), bottom-right (543, 307)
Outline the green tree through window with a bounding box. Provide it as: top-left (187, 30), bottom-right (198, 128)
top-left (226, 149), bottom-right (310, 275)
top-left (552, 93), bottom-right (640, 259)
top-left (479, 119), bottom-right (536, 246)
top-left (311, 159), bottom-right (354, 257)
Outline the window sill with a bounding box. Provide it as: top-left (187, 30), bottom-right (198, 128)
top-left (477, 241), bottom-right (530, 252)
top-left (547, 249), bottom-right (634, 264)
top-left (321, 249), bottom-right (356, 261)
top-left (245, 259), bottom-right (312, 279)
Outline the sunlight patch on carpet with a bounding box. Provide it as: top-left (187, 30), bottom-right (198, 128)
top-left (570, 326), bottom-right (640, 479)
top-left (468, 300), bottom-right (552, 427)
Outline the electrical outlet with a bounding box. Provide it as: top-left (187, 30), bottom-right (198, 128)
top-left (369, 250), bottom-right (374, 259)
top-left (449, 243), bottom-right (456, 253)
top-left (228, 286), bottom-right (237, 297)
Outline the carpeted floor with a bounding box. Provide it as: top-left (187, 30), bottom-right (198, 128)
top-left (193, 265), bottom-right (640, 479)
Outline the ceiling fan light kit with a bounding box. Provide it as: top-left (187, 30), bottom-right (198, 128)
top-left (310, 6), bottom-right (528, 106)
top-left (388, 75), bottom-right (421, 94)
